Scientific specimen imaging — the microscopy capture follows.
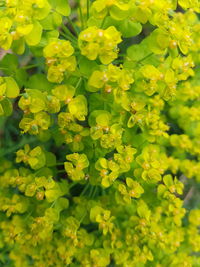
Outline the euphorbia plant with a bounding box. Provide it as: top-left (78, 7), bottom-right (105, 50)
top-left (0, 0), bottom-right (200, 266)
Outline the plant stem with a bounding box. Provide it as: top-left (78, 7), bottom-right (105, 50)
top-left (56, 162), bottom-right (64, 166)
top-left (0, 67), bottom-right (9, 70)
top-left (67, 17), bottom-right (79, 36)
top-left (0, 136), bottom-right (36, 157)
top-left (57, 169), bottom-right (66, 173)
top-left (69, 182), bottom-right (77, 189)
top-left (21, 64), bottom-right (41, 70)
top-left (138, 52), bottom-right (154, 64)
top-left (101, 17), bottom-right (106, 29)
top-left (60, 31), bottom-right (78, 47)
top-left (79, 4), bottom-right (84, 29)
top-left (75, 77), bottom-right (82, 89)
top-left (61, 24), bottom-right (77, 40)
top-left (87, 0), bottom-right (90, 20)
top-left (91, 186), bottom-right (98, 198)
top-left (80, 182), bottom-right (90, 196)
top-left (50, 200), bottom-right (57, 208)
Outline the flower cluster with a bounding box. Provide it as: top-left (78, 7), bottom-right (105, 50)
top-left (78, 26), bottom-right (122, 64)
top-left (43, 39), bottom-right (77, 83)
top-left (0, 0), bottom-right (70, 52)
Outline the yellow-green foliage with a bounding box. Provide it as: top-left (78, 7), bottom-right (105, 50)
top-left (0, 0), bottom-right (200, 266)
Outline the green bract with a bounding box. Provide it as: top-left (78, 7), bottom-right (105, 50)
top-left (0, 0), bottom-right (200, 266)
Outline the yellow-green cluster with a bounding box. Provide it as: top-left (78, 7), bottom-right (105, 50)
top-left (0, 0), bottom-right (200, 266)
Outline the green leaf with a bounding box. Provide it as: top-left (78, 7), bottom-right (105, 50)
top-left (109, 5), bottom-right (129, 20)
top-left (54, 0), bottom-right (71, 16)
top-left (25, 74), bottom-right (54, 93)
top-left (15, 69), bottom-right (28, 88)
top-left (45, 183), bottom-right (66, 202)
top-left (88, 70), bottom-right (104, 90)
top-left (79, 56), bottom-right (99, 77)
top-left (12, 39), bottom-right (25, 55)
top-left (127, 40), bottom-right (151, 62)
top-left (119, 20), bottom-right (142, 38)
top-left (163, 175), bottom-right (173, 187)
top-left (52, 12), bottom-right (63, 27)
top-left (59, 180), bottom-right (69, 196)
top-left (89, 110), bottom-right (105, 126)
top-left (87, 16), bottom-right (103, 27)
top-left (96, 112), bottom-right (111, 126)
top-left (0, 54), bottom-right (18, 73)
top-left (25, 21), bottom-right (43, 46)
top-left (44, 151), bottom-right (56, 167)
top-left (40, 12), bottom-right (62, 30)
top-left (40, 14), bottom-right (55, 30)
top-left (35, 167), bottom-right (53, 177)
top-left (38, 30), bottom-right (60, 49)
top-left (147, 30), bottom-right (168, 55)
top-left (101, 16), bottom-right (120, 29)
top-left (178, 0), bottom-right (192, 9)
top-left (126, 177), bottom-right (134, 188)
top-left (0, 98), bottom-right (13, 117)
top-left (55, 197), bottom-right (69, 212)
top-left (4, 77), bottom-right (20, 98)
top-left (34, 0), bottom-right (51, 20)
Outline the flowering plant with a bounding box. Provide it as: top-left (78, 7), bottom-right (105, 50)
top-left (0, 0), bottom-right (200, 266)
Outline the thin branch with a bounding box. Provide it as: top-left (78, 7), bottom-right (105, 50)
top-left (184, 186), bottom-right (195, 205)
top-left (87, 0), bottom-right (90, 20)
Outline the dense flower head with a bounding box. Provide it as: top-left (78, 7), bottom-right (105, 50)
top-left (44, 39), bottom-right (77, 83)
top-left (0, 0), bottom-right (53, 52)
top-left (78, 26), bottom-right (122, 64)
